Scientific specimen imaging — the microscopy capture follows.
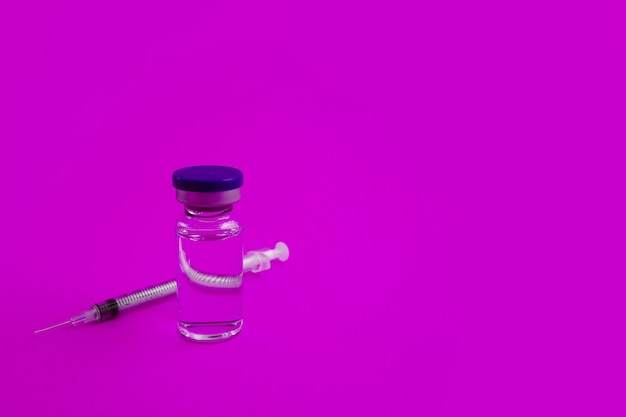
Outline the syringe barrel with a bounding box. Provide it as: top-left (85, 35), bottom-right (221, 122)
top-left (114, 280), bottom-right (178, 311)
top-left (88, 243), bottom-right (287, 320)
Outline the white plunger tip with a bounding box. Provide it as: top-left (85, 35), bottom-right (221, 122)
top-left (275, 242), bottom-right (289, 262)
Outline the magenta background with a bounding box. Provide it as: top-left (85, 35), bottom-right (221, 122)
top-left (1, 1), bottom-right (625, 416)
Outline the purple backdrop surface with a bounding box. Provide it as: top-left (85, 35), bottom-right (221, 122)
top-left (1, 1), bottom-right (625, 416)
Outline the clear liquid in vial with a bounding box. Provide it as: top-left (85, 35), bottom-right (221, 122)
top-left (176, 211), bottom-right (242, 342)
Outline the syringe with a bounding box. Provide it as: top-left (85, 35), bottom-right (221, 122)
top-left (34, 242), bottom-right (289, 333)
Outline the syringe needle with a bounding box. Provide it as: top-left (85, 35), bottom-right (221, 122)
top-left (34, 320), bottom-right (71, 334)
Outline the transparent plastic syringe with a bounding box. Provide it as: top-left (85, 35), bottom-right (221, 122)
top-left (34, 242), bottom-right (289, 333)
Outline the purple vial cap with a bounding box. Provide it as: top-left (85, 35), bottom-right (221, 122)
top-left (172, 166), bottom-right (243, 192)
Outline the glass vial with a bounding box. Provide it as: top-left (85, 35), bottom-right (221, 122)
top-left (172, 166), bottom-right (243, 342)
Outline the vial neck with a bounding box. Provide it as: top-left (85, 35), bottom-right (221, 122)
top-left (184, 205), bottom-right (233, 218)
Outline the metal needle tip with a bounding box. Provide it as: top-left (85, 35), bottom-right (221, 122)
top-left (34, 320), bottom-right (71, 334)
